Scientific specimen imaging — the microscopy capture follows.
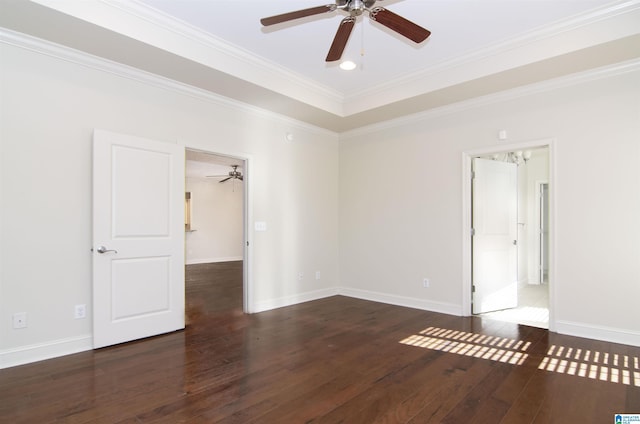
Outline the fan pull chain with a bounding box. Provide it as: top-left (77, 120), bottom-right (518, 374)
top-left (360, 17), bottom-right (365, 70)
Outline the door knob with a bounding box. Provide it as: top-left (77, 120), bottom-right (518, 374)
top-left (96, 246), bottom-right (118, 254)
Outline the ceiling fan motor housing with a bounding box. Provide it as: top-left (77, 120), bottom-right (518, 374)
top-left (338, 0), bottom-right (378, 16)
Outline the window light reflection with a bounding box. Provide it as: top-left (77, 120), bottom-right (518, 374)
top-left (400, 328), bottom-right (640, 387)
top-left (538, 345), bottom-right (640, 387)
top-left (399, 327), bottom-right (530, 366)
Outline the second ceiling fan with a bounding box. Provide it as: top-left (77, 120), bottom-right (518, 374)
top-left (260, 0), bottom-right (431, 62)
top-left (207, 165), bottom-right (243, 183)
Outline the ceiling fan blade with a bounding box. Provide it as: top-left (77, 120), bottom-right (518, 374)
top-left (261, 5), bottom-right (335, 26)
top-left (370, 7), bottom-right (431, 43)
top-left (326, 17), bottom-right (355, 62)
top-left (219, 177), bottom-right (232, 183)
top-left (238, 175), bottom-right (244, 181)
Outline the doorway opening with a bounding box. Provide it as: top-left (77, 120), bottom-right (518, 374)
top-left (185, 149), bottom-right (249, 315)
top-left (462, 141), bottom-right (553, 330)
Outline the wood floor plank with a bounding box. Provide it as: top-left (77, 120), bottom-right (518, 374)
top-left (1, 261), bottom-right (639, 423)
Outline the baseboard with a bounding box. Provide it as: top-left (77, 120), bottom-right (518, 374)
top-left (252, 287), bottom-right (340, 313)
top-left (186, 256), bottom-right (243, 265)
top-left (0, 335), bottom-right (93, 369)
top-left (555, 320), bottom-right (640, 347)
top-left (337, 287), bottom-right (463, 316)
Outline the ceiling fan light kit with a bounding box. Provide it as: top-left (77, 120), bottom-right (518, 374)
top-left (260, 0), bottom-right (431, 62)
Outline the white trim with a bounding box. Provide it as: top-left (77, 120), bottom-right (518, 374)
top-left (186, 256), bottom-right (243, 265)
top-left (253, 288), bottom-right (340, 313)
top-left (116, 0), bottom-right (344, 102)
top-left (28, 0), bottom-right (640, 117)
top-left (182, 146), bottom-right (254, 314)
top-left (534, 179), bottom-right (550, 284)
top-left (338, 287), bottom-right (462, 317)
top-left (556, 320), bottom-right (640, 347)
top-left (340, 58), bottom-right (640, 139)
top-left (0, 335), bottom-right (92, 370)
top-left (3, 27), bottom-right (639, 138)
top-left (462, 139), bottom-right (557, 331)
top-left (31, 0), bottom-right (345, 114)
top-left (345, 1), bottom-right (640, 112)
top-left (0, 28), bottom-right (337, 138)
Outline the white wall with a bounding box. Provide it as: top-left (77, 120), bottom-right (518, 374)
top-left (2, 32), bottom-right (639, 369)
top-left (339, 65), bottom-right (640, 345)
top-left (0, 37), bottom-right (340, 367)
top-left (185, 177), bottom-right (243, 264)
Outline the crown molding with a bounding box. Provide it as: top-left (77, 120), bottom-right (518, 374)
top-left (0, 28), bottom-right (339, 137)
top-left (28, 0), bottom-right (640, 120)
top-left (3, 26), bottom-right (638, 136)
top-left (339, 58), bottom-right (640, 139)
top-left (343, 0), bottom-right (640, 115)
top-left (117, 1), bottom-right (345, 101)
top-left (30, 0), bottom-right (347, 116)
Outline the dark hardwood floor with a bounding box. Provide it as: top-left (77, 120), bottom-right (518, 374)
top-left (1, 261), bottom-right (639, 423)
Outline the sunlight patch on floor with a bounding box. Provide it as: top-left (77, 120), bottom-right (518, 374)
top-left (400, 328), bottom-right (640, 387)
top-left (399, 326), bottom-right (529, 366)
top-left (539, 345), bottom-right (640, 387)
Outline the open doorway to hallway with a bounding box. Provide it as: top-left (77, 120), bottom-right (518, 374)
top-left (470, 146), bottom-right (550, 329)
top-left (185, 150), bottom-right (246, 316)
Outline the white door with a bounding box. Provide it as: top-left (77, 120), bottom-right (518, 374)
top-left (93, 129), bottom-right (185, 349)
top-left (472, 158), bottom-right (518, 314)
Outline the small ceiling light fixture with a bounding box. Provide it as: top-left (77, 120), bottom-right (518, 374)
top-left (492, 150), bottom-right (533, 165)
top-left (339, 60), bottom-right (357, 70)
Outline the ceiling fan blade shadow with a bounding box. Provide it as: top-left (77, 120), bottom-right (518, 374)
top-left (370, 7), bottom-right (431, 43)
top-left (238, 176), bottom-right (244, 181)
top-left (219, 177), bottom-right (232, 183)
top-left (326, 17), bottom-right (355, 62)
top-left (261, 5), bottom-right (335, 26)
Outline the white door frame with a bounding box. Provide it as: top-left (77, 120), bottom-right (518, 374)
top-left (461, 138), bottom-right (556, 331)
top-left (535, 180), bottom-right (549, 284)
top-left (184, 145), bottom-right (254, 313)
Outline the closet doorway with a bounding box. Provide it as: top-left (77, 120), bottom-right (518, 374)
top-left (463, 141), bottom-right (553, 329)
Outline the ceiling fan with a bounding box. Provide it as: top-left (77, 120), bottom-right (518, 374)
top-left (207, 165), bottom-right (243, 183)
top-left (260, 0), bottom-right (431, 62)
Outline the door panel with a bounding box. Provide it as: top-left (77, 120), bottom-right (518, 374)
top-left (472, 158), bottom-right (518, 314)
top-left (93, 129), bottom-right (185, 349)
top-left (112, 145), bottom-right (173, 237)
top-left (111, 257), bottom-right (171, 320)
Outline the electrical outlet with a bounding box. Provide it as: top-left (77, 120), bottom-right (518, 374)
top-left (74, 304), bottom-right (87, 319)
top-left (315, 271), bottom-right (321, 280)
top-left (12, 312), bottom-right (27, 329)
top-left (298, 272), bottom-right (304, 281)
top-left (423, 278), bottom-right (430, 288)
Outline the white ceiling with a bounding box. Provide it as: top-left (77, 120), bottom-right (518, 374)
top-left (1, 0), bottom-right (640, 132)
top-left (136, 0), bottom-right (614, 95)
top-left (186, 150), bottom-right (244, 178)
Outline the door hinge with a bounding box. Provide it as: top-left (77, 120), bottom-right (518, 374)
top-left (472, 285), bottom-right (476, 293)
top-left (471, 228), bottom-right (475, 236)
